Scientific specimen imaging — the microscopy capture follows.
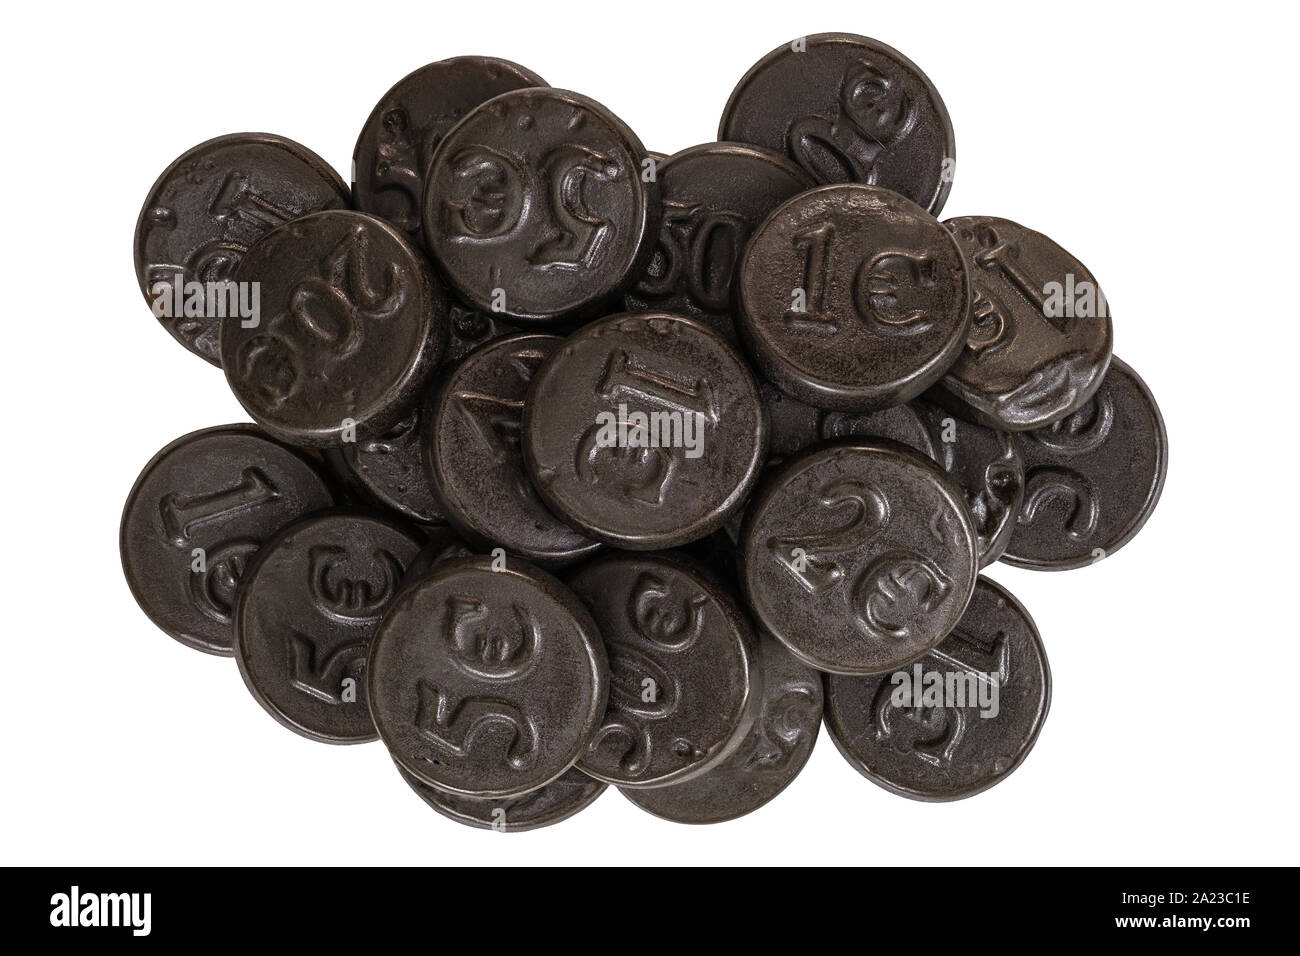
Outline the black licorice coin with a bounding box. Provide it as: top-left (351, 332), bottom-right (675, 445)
top-left (624, 142), bottom-right (812, 342)
top-left (736, 184), bottom-right (971, 412)
top-left (821, 404), bottom-right (938, 461)
top-left (929, 216), bottom-right (1113, 431)
top-left (568, 552), bottom-right (761, 788)
top-left (369, 556), bottom-right (608, 797)
top-left (134, 133), bottom-right (350, 365)
top-left (621, 633), bottom-right (821, 823)
top-left (740, 441), bottom-right (978, 675)
top-left (120, 425), bottom-right (337, 656)
top-left (423, 88), bottom-right (659, 323)
top-left (397, 763), bottom-right (606, 833)
top-left (233, 513), bottom-right (422, 743)
top-left (353, 57), bottom-right (547, 245)
top-left (327, 405), bottom-right (447, 525)
top-left (222, 210), bottom-right (447, 447)
top-left (1003, 357), bottom-right (1166, 570)
top-left (523, 313), bottom-right (766, 549)
top-left (720, 33), bottom-right (955, 215)
top-left (914, 400), bottom-right (1023, 567)
top-left (825, 576), bottom-right (1050, 801)
top-left (428, 333), bottom-right (602, 566)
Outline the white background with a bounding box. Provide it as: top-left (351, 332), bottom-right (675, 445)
top-left (2, 1), bottom-right (1295, 866)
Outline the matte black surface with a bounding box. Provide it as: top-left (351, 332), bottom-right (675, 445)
top-left (825, 575), bottom-right (1050, 800)
top-left (423, 88), bottom-right (659, 323)
top-left (569, 552), bottom-right (761, 788)
top-left (234, 513), bottom-right (423, 743)
top-left (428, 333), bottom-right (602, 566)
top-left (134, 133), bottom-right (350, 364)
top-left (524, 313), bottom-right (767, 549)
top-left (621, 633), bottom-right (820, 823)
top-left (120, 425), bottom-right (336, 656)
top-left (353, 57), bottom-right (547, 246)
top-left (736, 184), bottom-right (971, 411)
top-left (929, 216), bottom-right (1113, 431)
top-left (397, 763), bottom-right (606, 832)
top-left (915, 400), bottom-right (1023, 567)
top-left (624, 142), bottom-right (812, 342)
top-left (369, 556), bottom-right (608, 797)
top-left (740, 440), bottom-right (978, 675)
top-left (720, 33), bottom-right (955, 214)
top-left (1003, 357), bottom-right (1166, 570)
top-left (222, 210), bottom-right (447, 446)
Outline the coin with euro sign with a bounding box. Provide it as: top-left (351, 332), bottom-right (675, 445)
top-left (739, 440), bottom-right (978, 675)
top-left (118, 33), bottom-right (1172, 829)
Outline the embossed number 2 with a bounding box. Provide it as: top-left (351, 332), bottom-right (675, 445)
top-left (767, 478), bottom-right (888, 595)
top-left (446, 144), bottom-right (621, 272)
top-left (528, 145), bottom-right (620, 270)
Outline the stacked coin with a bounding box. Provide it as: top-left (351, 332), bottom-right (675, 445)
top-left (122, 34), bottom-right (1166, 829)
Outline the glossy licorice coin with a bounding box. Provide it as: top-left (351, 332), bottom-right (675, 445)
top-left (396, 764), bottom-right (606, 833)
top-left (423, 88), bottom-right (659, 323)
top-left (233, 513), bottom-right (422, 743)
top-left (222, 210), bottom-right (447, 447)
top-left (1003, 357), bottom-right (1166, 570)
top-left (369, 556), bottom-right (608, 797)
top-left (740, 441), bottom-right (978, 675)
top-left (821, 404), bottom-right (938, 461)
top-left (428, 333), bottom-right (602, 566)
top-left (621, 633), bottom-right (821, 823)
top-left (326, 405), bottom-right (446, 525)
top-left (568, 552), bottom-right (761, 788)
top-left (736, 184), bottom-right (971, 412)
top-left (523, 313), bottom-right (766, 550)
top-left (353, 57), bottom-right (547, 246)
top-left (120, 425), bottom-right (336, 656)
top-left (720, 33), bottom-right (955, 215)
top-left (914, 400), bottom-right (1024, 567)
top-left (825, 576), bottom-right (1050, 800)
top-left (827, 402), bottom-right (1025, 566)
top-left (624, 143), bottom-right (812, 343)
top-left (929, 216), bottom-right (1114, 431)
top-left (134, 133), bottom-right (350, 365)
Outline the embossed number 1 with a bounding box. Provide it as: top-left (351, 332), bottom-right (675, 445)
top-left (786, 221), bottom-right (836, 330)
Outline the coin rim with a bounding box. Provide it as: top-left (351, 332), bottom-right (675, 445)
top-left (1000, 355), bottom-right (1167, 570)
top-left (522, 312), bottom-right (769, 550)
top-left (718, 32), bottom-right (956, 216)
top-left (735, 183), bottom-right (972, 413)
top-left (823, 573), bottom-right (1052, 801)
top-left (133, 132), bottom-right (350, 366)
top-left (119, 423), bottom-right (337, 657)
top-left (231, 510), bottom-right (424, 744)
top-left (738, 438), bottom-right (979, 675)
top-left (367, 555), bottom-right (610, 798)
